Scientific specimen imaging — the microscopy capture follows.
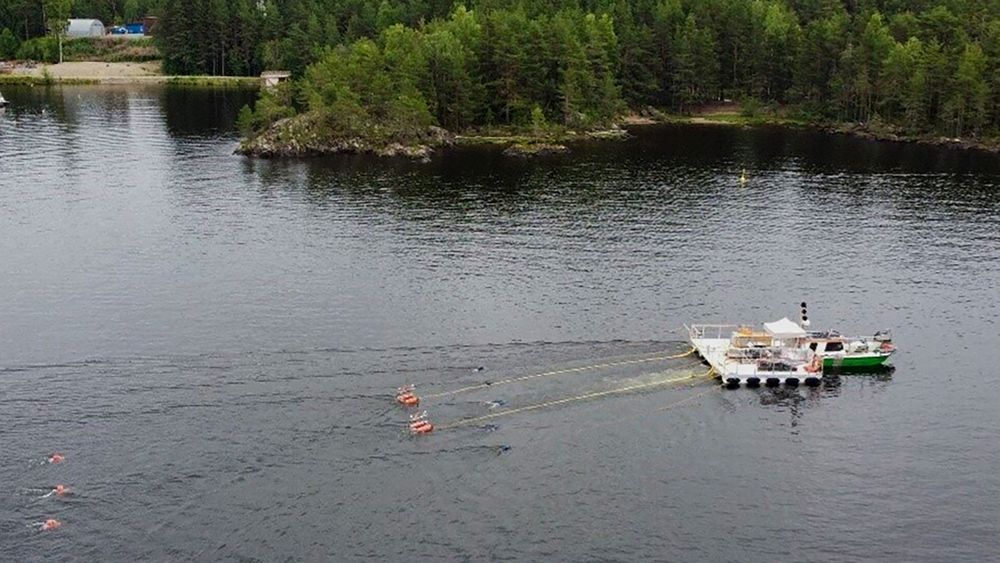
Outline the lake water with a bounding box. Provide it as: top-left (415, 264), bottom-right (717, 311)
top-left (1, 85), bottom-right (998, 561)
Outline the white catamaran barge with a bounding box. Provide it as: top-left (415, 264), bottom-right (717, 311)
top-left (687, 318), bottom-right (824, 388)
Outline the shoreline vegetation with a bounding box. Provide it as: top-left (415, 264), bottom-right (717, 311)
top-left (3, 1), bottom-right (998, 158)
top-left (0, 66), bottom-right (994, 155)
top-left (0, 74), bottom-right (257, 87)
top-left (219, 2), bottom-right (998, 161)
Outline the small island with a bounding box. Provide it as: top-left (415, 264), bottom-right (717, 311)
top-left (234, 6), bottom-right (638, 160)
top-left (228, 3), bottom-right (998, 159)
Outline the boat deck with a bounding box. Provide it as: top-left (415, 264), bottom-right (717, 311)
top-left (690, 336), bottom-right (822, 388)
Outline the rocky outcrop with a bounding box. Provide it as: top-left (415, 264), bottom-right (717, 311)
top-left (586, 125), bottom-right (630, 139)
top-left (237, 115), bottom-right (456, 160)
top-left (502, 142), bottom-right (570, 157)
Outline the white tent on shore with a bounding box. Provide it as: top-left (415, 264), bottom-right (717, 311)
top-left (66, 19), bottom-right (105, 38)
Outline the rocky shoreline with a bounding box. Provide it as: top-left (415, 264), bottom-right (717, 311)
top-left (238, 114), bottom-right (631, 160)
top-left (655, 110), bottom-right (1000, 155)
top-left (502, 143), bottom-right (571, 157)
top-left (236, 109), bottom-right (999, 161)
top-left (237, 115), bottom-right (456, 161)
top-left (620, 107), bottom-right (1000, 155)
top-left (824, 123), bottom-right (1000, 154)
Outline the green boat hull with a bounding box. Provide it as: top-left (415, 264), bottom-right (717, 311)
top-left (823, 354), bottom-right (891, 369)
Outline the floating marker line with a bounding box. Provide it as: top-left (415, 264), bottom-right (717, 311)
top-left (422, 348), bottom-right (697, 400)
top-left (438, 366), bottom-right (714, 429)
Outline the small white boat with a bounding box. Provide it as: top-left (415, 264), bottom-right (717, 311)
top-left (0, 92), bottom-right (8, 107)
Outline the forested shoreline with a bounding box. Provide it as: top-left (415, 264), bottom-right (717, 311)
top-left (4, 1), bottom-right (999, 153)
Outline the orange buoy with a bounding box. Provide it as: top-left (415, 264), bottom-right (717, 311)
top-left (54, 484), bottom-right (69, 496)
top-left (397, 393), bottom-right (420, 407)
top-left (42, 519), bottom-right (61, 530)
top-left (409, 411), bottom-right (433, 433)
top-left (48, 453), bottom-right (65, 464)
top-left (396, 386), bottom-right (420, 406)
top-left (410, 421), bottom-right (433, 434)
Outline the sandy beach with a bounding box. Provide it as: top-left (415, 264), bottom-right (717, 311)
top-left (10, 60), bottom-right (162, 79)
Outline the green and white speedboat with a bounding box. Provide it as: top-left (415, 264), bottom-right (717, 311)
top-left (790, 302), bottom-right (895, 370)
top-left (804, 329), bottom-right (895, 370)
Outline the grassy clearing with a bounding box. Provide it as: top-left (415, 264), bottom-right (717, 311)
top-left (0, 74), bottom-right (99, 85)
top-left (165, 75), bottom-right (259, 88)
top-left (684, 112), bottom-right (810, 127)
top-left (0, 73), bottom-right (258, 88)
top-left (63, 37), bottom-right (160, 63)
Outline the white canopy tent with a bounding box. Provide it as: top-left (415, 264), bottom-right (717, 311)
top-left (763, 317), bottom-right (807, 338)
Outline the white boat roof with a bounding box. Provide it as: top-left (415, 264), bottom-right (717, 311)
top-left (763, 317), bottom-right (806, 338)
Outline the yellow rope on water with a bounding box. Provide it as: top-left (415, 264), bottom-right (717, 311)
top-left (655, 382), bottom-right (718, 412)
top-left (437, 364), bottom-right (712, 430)
top-left (421, 347), bottom-right (696, 400)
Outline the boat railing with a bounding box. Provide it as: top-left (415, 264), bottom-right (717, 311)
top-left (726, 345), bottom-right (810, 363)
top-left (726, 346), bottom-right (773, 360)
top-left (873, 330), bottom-right (892, 341)
top-left (687, 324), bottom-right (740, 341)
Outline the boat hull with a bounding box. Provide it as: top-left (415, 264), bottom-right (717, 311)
top-left (822, 354), bottom-right (891, 370)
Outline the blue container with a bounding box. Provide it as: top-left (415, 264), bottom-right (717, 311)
top-left (125, 23), bottom-right (145, 34)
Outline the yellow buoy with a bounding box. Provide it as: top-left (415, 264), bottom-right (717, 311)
top-left (739, 168), bottom-right (748, 184)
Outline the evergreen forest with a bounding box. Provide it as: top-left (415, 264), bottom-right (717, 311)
top-left (3, 1), bottom-right (999, 139)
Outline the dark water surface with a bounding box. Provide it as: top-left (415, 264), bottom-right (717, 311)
top-left (1, 86), bottom-right (998, 561)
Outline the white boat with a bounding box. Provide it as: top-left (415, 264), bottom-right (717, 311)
top-left (0, 92), bottom-right (8, 107)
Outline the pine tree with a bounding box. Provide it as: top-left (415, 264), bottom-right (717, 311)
top-left (43, 0), bottom-right (71, 63)
top-left (881, 37), bottom-right (923, 125)
top-left (945, 43), bottom-right (989, 137)
top-left (0, 28), bottom-right (20, 59)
